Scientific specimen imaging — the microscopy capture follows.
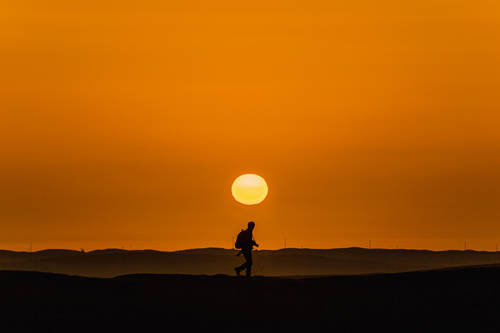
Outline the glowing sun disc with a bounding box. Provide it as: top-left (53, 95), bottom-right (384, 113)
top-left (231, 174), bottom-right (268, 205)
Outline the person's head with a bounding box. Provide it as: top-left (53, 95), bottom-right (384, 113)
top-left (247, 221), bottom-right (255, 231)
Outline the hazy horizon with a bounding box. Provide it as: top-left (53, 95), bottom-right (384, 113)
top-left (2, 239), bottom-right (499, 253)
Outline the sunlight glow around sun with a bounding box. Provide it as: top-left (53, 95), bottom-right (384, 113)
top-left (231, 174), bottom-right (268, 205)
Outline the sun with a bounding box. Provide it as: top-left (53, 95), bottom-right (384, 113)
top-left (231, 174), bottom-right (269, 205)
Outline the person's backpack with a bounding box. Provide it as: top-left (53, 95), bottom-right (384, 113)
top-left (235, 229), bottom-right (247, 249)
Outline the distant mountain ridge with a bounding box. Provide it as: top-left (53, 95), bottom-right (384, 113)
top-left (1, 247), bottom-right (500, 277)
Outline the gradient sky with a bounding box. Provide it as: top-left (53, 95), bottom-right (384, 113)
top-left (1, 0), bottom-right (499, 251)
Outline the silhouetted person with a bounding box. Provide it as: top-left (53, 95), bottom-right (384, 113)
top-left (234, 221), bottom-right (259, 277)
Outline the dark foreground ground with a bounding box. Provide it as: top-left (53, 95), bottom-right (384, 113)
top-left (2, 265), bottom-right (500, 332)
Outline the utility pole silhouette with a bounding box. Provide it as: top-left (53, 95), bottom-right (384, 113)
top-left (369, 240), bottom-right (371, 249)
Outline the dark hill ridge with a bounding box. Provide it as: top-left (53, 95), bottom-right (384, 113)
top-left (1, 247), bottom-right (500, 277)
top-left (1, 265), bottom-right (500, 331)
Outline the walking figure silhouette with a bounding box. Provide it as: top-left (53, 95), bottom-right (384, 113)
top-left (234, 221), bottom-right (259, 277)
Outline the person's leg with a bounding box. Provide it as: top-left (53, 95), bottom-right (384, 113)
top-left (236, 262), bottom-right (247, 270)
top-left (243, 251), bottom-right (252, 277)
top-left (235, 251), bottom-right (248, 275)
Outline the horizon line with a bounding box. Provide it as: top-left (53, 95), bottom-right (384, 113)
top-left (0, 246), bottom-right (498, 254)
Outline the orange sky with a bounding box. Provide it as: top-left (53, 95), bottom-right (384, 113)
top-left (1, 0), bottom-right (500, 251)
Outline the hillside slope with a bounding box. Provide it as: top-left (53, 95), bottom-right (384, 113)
top-left (1, 247), bottom-right (500, 277)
